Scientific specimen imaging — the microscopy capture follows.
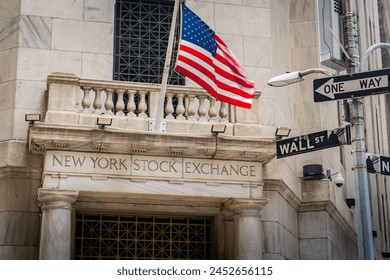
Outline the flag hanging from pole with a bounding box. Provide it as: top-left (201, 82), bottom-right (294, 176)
top-left (174, 4), bottom-right (255, 109)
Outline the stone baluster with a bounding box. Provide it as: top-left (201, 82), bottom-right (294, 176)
top-left (186, 94), bottom-right (196, 121)
top-left (115, 89), bottom-right (126, 116)
top-left (104, 88), bottom-right (114, 115)
top-left (197, 95), bottom-right (207, 121)
top-left (208, 97), bottom-right (218, 121)
top-left (93, 87), bottom-right (102, 114)
top-left (225, 198), bottom-right (268, 260)
top-left (165, 92), bottom-right (175, 119)
top-left (176, 93), bottom-right (186, 120)
top-left (127, 90), bottom-right (137, 117)
top-left (138, 90), bottom-right (148, 118)
top-left (219, 102), bottom-right (228, 122)
top-left (81, 86), bottom-right (92, 112)
top-left (37, 189), bottom-right (79, 260)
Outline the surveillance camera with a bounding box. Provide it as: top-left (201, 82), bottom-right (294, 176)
top-left (333, 172), bottom-right (345, 187)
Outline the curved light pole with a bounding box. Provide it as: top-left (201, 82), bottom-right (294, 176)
top-left (359, 43), bottom-right (390, 72)
top-left (267, 68), bottom-right (334, 87)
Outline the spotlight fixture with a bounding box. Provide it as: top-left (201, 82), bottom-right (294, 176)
top-left (25, 112), bottom-right (41, 125)
top-left (211, 123), bottom-right (227, 136)
top-left (275, 127), bottom-right (291, 140)
top-left (97, 115), bottom-right (112, 129)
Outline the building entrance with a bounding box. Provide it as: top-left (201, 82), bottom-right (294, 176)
top-left (74, 212), bottom-right (213, 260)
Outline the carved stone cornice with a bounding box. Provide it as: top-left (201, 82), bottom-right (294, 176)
top-left (28, 123), bottom-right (275, 162)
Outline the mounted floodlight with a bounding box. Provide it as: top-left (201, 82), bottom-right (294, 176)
top-left (211, 123), bottom-right (227, 136)
top-left (267, 68), bottom-right (334, 87)
top-left (267, 71), bottom-right (303, 87)
top-left (275, 127), bottom-right (291, 140)
top-left (97, 115), bottom-right (112, 129)
top-left (25, 112), bottom-right (41, 125)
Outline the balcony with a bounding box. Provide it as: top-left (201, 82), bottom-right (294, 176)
top-left (28, 73), bottom-right (275, 162)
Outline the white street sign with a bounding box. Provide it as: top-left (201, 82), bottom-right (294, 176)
top-left (314, 68), bottom-right (390, 102)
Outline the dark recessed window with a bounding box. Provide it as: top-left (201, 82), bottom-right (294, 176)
top-left (113, 0), bottom-right (184, 85)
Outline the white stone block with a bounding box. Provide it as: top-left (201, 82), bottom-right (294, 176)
top-left (215, 5), bottom-right (271, 37)
top-left (0, 48), bottom-right (17, 82)
top-left (21, 0), bottom-right (83, 20)
top-left (19, 15), bottom-right (51, 49)
top-left (15, 80), bottom-right (47, 110)
top-left (84, 0), bottom-right (115, 23)
top-left (0, 109), bottom-right (14, 141)
top-left (82, 53), bottom-right (113, 80)
top-left (244, 0), bottom-right (270, 8)
top-left (52, 19), bottom-right (113, 54)
top-left (299, 211), bottom-right (327, 239)
top-left (0, 17), bottom-right (19, 50)
top-left (0, 81), bottom-right (15, 111)
top-left (290, 21), bottom-right (317, 48)
top-left (244, 36), bottom-right (272, 67)
top-left (17, 48), bottom-right (81, 81)
top-left (0, 0), bottom-right (20, 21)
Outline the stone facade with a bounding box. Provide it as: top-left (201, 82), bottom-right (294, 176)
top-left (1, 0), bottom-right (389, 260)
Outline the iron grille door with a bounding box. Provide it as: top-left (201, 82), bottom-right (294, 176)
top-left (74, 213), bottom-right (213, 260)
top-left (113, 0), bottom-right (184, 85)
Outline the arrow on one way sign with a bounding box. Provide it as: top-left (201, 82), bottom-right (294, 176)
top-left (314, 68), bottom-right (390, 102)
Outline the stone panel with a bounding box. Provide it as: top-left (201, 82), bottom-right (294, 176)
top-left (290, 21), bottom-right (317, 48)
top-left (244, 36), bottom-right (272, 67)
top-left (82, 53), bottom-right (113, 80)
top-left (290, 0), bottom-right (316, 23)
top-left (244, 0), bottom-right (270, 8)
top-left (19, 15), bottom-right (51, 49)
top-left (0, 246), bottom-right (38, 260)
top-left (293, 100), bottom-right (321, 129)
top-left (0, 16), bottom-right (19, 51)
top-left (20, 0), bottom-right (83, 20)
top-left (300, 239), bottom-right (329, 259)
top-left (299, 211), bottom-right (327, 239)
top-left (0, 48), bottom-right (18, 82)
top-left (0, 212), bottom-right (39, 246)
top-left (0, 110), bottom-right (14, 141)
top-left (0, 0), bottom-right (20, 21)
top-left (14, 80), bottom-right (46, 110)
top-left (51, 19), bottom-right (113, 54)
top-left (17, 48), bottom-right (81, 81)
top-left (84, 0), bottom-right (115, 23)
top-left (0, 81), bottom-right (16, 111)
top-left (0, 179), bottom-right (40, 212)
top-left (215, 5), bottom-right (271, 37)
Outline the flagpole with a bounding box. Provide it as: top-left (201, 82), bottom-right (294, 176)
top-left (152, 0), bottom-right (180, 132)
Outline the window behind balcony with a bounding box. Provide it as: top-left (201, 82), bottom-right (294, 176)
top-left (113, 0), bottom-right (184, 85)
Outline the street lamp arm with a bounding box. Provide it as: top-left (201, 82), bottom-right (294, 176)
top-left (360, 43), bottom-right (390, 72)
top-left (299, 68), bottom-right (334, 77)
top-left (267, 68), bottom-right (334, 87)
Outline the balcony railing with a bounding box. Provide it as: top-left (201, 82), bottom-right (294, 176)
top-left (44, 73), bottom-right (262, 135)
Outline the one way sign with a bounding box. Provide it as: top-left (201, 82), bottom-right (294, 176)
top-left (314, 68), bottom-right (390, 102)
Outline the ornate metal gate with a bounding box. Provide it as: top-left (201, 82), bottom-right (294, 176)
top-left (74, 213), bottom-right (213, 260)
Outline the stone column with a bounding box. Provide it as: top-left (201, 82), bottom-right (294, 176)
top-left (37, 189), bottom-right (79, 260)
top-left (226, 198), bottom-right (268, 260)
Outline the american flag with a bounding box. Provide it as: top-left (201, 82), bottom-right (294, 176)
top-left (174, 4), bottom-right (255, 109)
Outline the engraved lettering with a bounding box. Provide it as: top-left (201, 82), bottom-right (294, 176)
top-left (52, 155), bottom-right (63, 166)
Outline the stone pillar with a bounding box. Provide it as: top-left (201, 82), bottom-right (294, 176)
top-left (226, 198), bottom-right (268, 260)
top-left (37, 189), bottom-right (79, 260)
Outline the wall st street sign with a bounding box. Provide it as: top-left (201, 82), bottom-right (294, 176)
top-left (276, 126), bottom-right (351, 159)
top-left (313, 68), bottom-right (390, 102)
top-left (366, 153), bottom-right (390, 176)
